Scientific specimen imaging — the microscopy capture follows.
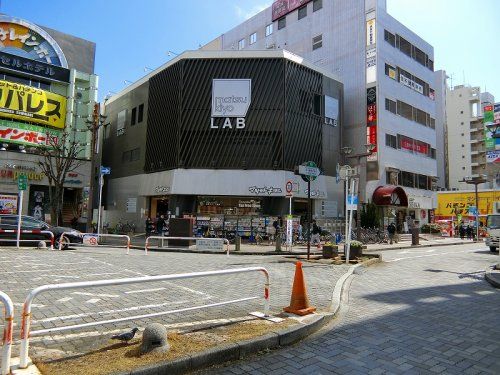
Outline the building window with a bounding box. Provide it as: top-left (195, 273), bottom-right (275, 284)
top-left (250, 32), bottom-right (257, 45)
top-left (117, 109), bottom-right (126, 136)
top-left (431, 148), bottom-right (436, 159)
top-left (313, 94), bottom-right (321, 116)
top-left (278, 17), bottom-right (286, 30)
top-left (385, 63), bottom-right (397, 80)
top-left (418, 174), bottom-right (428, 190)
top-left (398, 35), bottom-right (412, 57)
top-left (238, 38), bottom-right (245, 50)
top-left (313, 0), bottom-right (323, 12)
top-left (131, 107), bottom-right (137, 126)
top-left (122, 148), bottom-right (140, 162)
top-left (131, 147), bottom-right (140, 161)
top-left (385, 133), bottom-right (397, 149)
top-left (397, 100), bottom-right (413, 121)
top-left (385, 98), bottom-right (397, 114)
top-left (384, 30), bottom-right (396, 47)
top-left (298, 5), bottom-right (307, 20)
top-left (312, 34), bottom-right (323, 50)
top-left (138, 104), bottom-right (144, 123)
top-left (265, 23), bottom-right (273, 36)
top-left (122, 150), bottom-right (131, 163)
top-left (427, 58), bottom-right (434, 71)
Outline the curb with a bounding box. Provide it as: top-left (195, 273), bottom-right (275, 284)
top-left (130, 240), bottom-right (472, 256)
top-left (117, 255), bottom-right (382, 375)
top-left (485, 269), bottom-right (500, 288)
top-left (363, 240), bottom-right (473, 253)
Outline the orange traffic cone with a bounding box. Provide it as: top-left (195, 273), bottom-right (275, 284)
top-left (283, 261), bottom-right (316, 316)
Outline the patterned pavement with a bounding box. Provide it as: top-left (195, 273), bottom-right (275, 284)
top-left (0, 246), bottom-right (349, 361)
top-left (202, 243), bottom-right (500, 374)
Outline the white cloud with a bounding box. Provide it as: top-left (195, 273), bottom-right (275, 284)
top-left (234, 2), bottom-right (272, 20)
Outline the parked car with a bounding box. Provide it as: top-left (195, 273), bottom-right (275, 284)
top-left (0, 214), bottom-right (83, 249)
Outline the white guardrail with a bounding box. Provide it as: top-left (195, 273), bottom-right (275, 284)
top-left (0, 291), bottom-right (14, 375)
top-left (19, 267), bottom-right (270, 368)
top-left (58, 232), bottom-right (131, 253)
top-left (0, 230), bottom-right (54, 250)
top-left (145, 236), bottom-right (230, 256)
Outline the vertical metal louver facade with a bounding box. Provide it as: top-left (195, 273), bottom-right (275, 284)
top-left (144, 57), bottom-right (332, 174)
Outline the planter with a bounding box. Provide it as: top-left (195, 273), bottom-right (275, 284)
top-left (348, 246), bottom-right (363, 260)
top-left (322, 245), bottom-right (338, 259)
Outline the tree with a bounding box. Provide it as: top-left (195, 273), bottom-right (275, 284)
top-left (360, 201), bottom-right (381, 229)
top-left (37, 131), bottom-right (85, 226)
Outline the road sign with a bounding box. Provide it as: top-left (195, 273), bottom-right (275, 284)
top-left (298, 161), bottom-right (320, 182)
top-left (347, 195), bottom-right (358, 210)
top-left (18, 174), bottom-right (27, 191)
top-left (100, 166), bottom-right (111, 175)
top-left (285, 180), bottom-right (293, 194)
top-left (468, 206), bottom-right (478, 216)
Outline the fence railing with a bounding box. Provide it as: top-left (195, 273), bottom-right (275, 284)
top-left (58, 232), bottom-right (130, 253)
top-left (0, 291), bottom-right (14, 375)
top-left (19, 266), bottom-right (269, 368)
top-left (0, 229), bottom-right (54, 250)
top-left (145, 236), bottom-right (230, 256)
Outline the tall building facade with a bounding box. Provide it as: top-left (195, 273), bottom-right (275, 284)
top-left (445, 85), bottom-right (494, 190)
top-left (0, 15), bottom-right (98, 225)
top-left (204, 0), bottom-right (438, 228)
top-left (102, 51), bottom-right (344, 233)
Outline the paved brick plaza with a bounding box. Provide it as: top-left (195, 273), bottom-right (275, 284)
top-left (204, 243), bottom-right (500, 375)
top-left (0, 246), bottom-right (349, 359)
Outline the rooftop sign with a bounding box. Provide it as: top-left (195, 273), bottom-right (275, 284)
top-left (272, 0), bottom-right (312, 21)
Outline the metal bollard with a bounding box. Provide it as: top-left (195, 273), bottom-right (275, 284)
top-left (275, 232), bottom-right (282, 252)
top-left (411, 227), bottom-right (420, 246)
top-left (235, 235), bottom-right (241, 251)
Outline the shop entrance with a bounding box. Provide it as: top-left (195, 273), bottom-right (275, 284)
top-left (151, 197), bottom-right (169, 219)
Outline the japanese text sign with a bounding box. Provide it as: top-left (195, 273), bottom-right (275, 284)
top-left (0, 119), bottom-right (61, 148)
top-left (0, 79), bottom-right (66, 129)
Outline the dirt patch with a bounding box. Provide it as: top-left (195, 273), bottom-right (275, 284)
top-left (35, 318), bottom-right (295, 375)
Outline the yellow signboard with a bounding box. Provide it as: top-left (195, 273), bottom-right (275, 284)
top-left (0, 79), bottom-right (66, 129)
top-left (436, 191), bottom-right (500, 216)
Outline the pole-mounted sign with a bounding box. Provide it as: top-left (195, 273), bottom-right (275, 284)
top-left (294, 161), bottom-right (321, 260)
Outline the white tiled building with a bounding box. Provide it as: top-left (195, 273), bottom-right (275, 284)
top-left (204, 0), bottom-right (439, 227)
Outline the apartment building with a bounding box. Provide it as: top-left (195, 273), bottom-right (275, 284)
top-left (204, 0), bottom-right (438, 227)
top-left (445, 85), bottom-right (494, 190)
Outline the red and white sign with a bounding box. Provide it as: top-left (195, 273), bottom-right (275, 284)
top-left (0, 194), bottom-right (18, 214)
top-left (83, 234), bottom-right (99, 246)
top-left (272, 0), bottom-right (312, 21)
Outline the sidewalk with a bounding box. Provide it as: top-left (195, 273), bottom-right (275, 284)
top-left (130, 234), bottom-right (475, 255)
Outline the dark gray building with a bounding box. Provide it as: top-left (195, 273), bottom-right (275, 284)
top-left (102, 50), bottom-right (343, 234)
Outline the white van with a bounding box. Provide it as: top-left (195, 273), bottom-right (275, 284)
top-left (485, 214), bottom-right (500, 252)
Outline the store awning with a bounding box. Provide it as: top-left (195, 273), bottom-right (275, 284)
top-left (372, 185), bottom-right (408, 207)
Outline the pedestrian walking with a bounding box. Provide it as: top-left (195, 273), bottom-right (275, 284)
top-left (311, 220), bottom-right (321, 246)
top-left (157, 215), bottom-right (166, 236)
top-left (387, 222), bottom-right (396, 244)
top-left (466, 224), bottom-right (473, 240)
top-left (459, 222), bottom-right (466, 240)
top-left (145, 217), bottom-right (154, 235)
top-left (297, 222), bottom-right (303, 241)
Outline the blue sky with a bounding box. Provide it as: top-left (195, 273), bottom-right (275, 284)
top-left (2, 0), bottom-right (498, 101)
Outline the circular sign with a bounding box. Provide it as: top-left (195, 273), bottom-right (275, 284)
top-left (301, 161), bottom-right (319, 182)
top-left (89, 237), bottom-right (97, 245)
top-left (285, 180), bottom-right (293, 194)
top-left (0, 15), bottom-right (68, 67)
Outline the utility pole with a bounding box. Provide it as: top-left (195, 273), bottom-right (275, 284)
top-left (85, 103), bottom-right (107, 233)
top-left (459, 176), bottom-right (488, 241)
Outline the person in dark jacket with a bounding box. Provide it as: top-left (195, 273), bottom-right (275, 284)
top-left (387, 222), bottom-right (396, 244)
top-left (145, 217), bottom-right (154, 235)
top-left (458, 222), bottom-right (466, 239)
top-left (156, 215), bottom-right (166, 236)
top-left (311, 220), bottom-right (321, 245)
top-left (466, 224), bottom-right (473, 240)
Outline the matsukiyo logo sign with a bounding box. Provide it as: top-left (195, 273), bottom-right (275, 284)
top-left (210, 79), bottom-right (251, 129)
